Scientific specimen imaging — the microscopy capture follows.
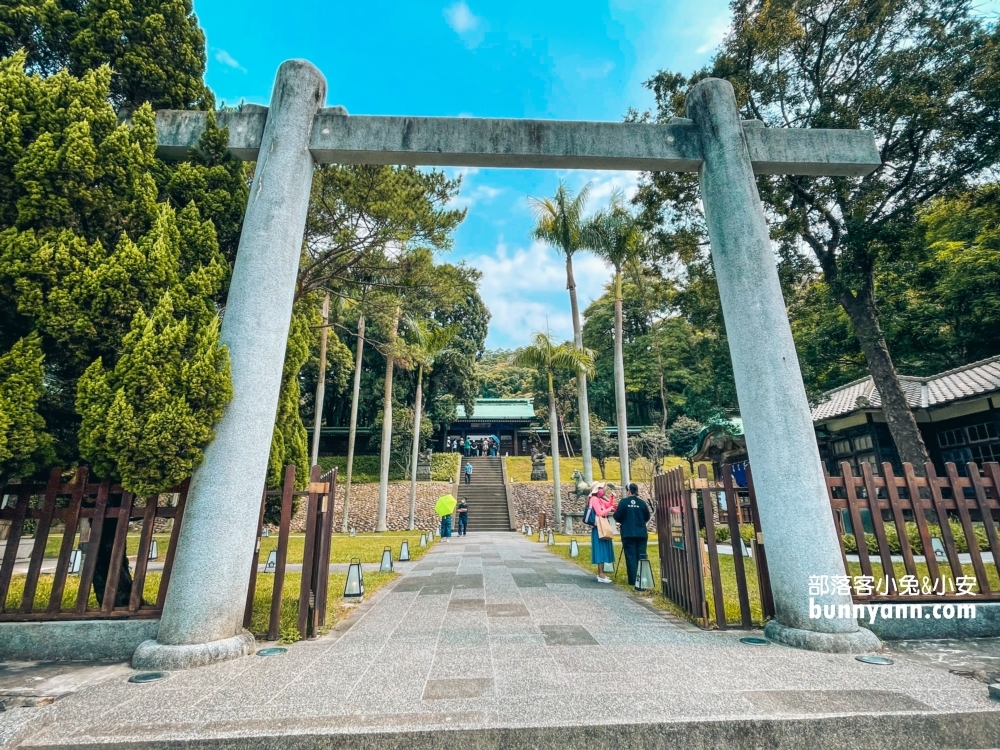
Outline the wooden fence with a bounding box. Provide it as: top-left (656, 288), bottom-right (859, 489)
top-left (0, 467), bottom-right (188, 621)
top-left (1, 464), bottom-right (336, 640)
top-left (828, 460), bottom-right (1000, 602)
top-left (243, 464), bottom-right (337, 640)
top-left (654, 463), bottom-right (774, 630)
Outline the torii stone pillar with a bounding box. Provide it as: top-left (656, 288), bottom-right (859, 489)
top-left (687, 79), bottom-right (878, 652)
top-left (145, 63), bottom-right (882, 668)
top-left (133, 60), bottom-right (327, 669)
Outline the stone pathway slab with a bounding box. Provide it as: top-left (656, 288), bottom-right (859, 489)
top-left (5, 533), bottom-right (1000, 749)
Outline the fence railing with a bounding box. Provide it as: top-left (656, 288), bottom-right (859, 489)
top-left (1, 463), bottom-right (336, 637)
top-left (828, 460), bottom-right (1000, 602)
top-left (0, 467), bottom-right (188, 621)
top-left (243, 464), bottom-right (337, 640)
top-left (654, 464), bottom-right (774, 630)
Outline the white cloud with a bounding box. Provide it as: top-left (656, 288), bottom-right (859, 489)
top-left (469, 240), bottom-right (613, 347)
top-left (695, 15), bottom-right (731, 55)
top-left (576, 61), bottom-right (616, 81)
top-left (214, 49), bottom-right (246, 73)
top-left (444, 1), bottom-right (486, 48)
top-left (553, 170), bottom-right (640, 214)
top-left (448, 182), bottom-right (503, 213)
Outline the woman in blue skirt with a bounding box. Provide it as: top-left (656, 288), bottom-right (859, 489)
top-left (587, 483), bottom-right (618, 583)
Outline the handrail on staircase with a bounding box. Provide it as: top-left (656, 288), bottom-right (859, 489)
top-left (500, 456), bottom-right (516, 531)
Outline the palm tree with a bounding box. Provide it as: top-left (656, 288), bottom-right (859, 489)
top-left (375, 305), bottom-right (400, 533)
top-left (405, 319), bottom-right (460, 530)
top-left (511, 333), bottom-right (595, 526)
top-left (340, 306), bottom-right (365, 533)
top-left (530, 181), bottom-right (595, 484)
top-left (582, 190), bottom-right (643, 488)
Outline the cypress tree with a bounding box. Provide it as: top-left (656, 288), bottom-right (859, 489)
top-left (0, 0), bottom-right (210, 111)
top-left (76, 204), bottom-right (231, 495)
top-left (0, 333), bottom-right (53, 479)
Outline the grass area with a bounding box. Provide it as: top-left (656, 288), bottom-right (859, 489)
top-left (5, 571), bottom-right (163, 612)
top-left (7, 565), bottom-right (401, 644)
top-left (318, 453), bottom-right (459, 483)
top-left (537, 532), bottom-right (764, 625)
top-left (505, 455), bottom-right (710, 483)
top-left (259, 530), bottom-right (437, 565)
top-left (41, 532), bottom-right (173, 561)
top-left (537, 532), bottom-right (1000, 629)
top-left (246, 571), bottom-right (396, 642)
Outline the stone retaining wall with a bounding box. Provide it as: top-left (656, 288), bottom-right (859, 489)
top-left (280, 481), bottom-right (460, 532)
top-left (510, 481), bottom-right (657, 533)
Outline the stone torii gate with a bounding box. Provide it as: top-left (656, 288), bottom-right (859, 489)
top-left (134, 60), bottom-right (881, 670)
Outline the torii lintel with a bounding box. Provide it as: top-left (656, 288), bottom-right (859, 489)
top-left (154, 109), bottom-right (880, 177)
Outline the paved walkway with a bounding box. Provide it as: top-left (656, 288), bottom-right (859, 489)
top-left (6, 533), bottom-right (1000, 748)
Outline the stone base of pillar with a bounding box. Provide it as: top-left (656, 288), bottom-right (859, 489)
top-left (764, 620), bottom-right (881, 654)
top-left (132, 631), bottom-right (255, 671)
top-left (564, 515), bottom-right (573, 535)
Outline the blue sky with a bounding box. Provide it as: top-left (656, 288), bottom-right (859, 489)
top-left (195, 0), bottom-right (731, 348)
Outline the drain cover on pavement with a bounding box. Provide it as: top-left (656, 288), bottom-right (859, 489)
top-left (740, 637), bottom-right (770, 645)
top-left (856, 655), bottom-right (894, 666)
top-left (129, 672), bottom-right (167, 683)
top-left (257, 647), bottom-right (287, 656)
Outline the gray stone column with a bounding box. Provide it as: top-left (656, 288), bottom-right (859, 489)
top-left (686, 78), bottom-right (879, 653)
top-left (133, 60), bottom-right (327, 670)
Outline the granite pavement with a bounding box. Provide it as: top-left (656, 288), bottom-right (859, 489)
top-left (5, 533), bottom-right (1000, 749)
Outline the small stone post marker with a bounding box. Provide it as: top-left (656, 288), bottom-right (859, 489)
top-left (133, 60), bottom-right (327, 670)
top-left (687, 78), bottom-right (879, 652)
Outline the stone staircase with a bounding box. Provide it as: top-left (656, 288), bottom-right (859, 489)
top-left (456, 457), bottom-right (512, 532)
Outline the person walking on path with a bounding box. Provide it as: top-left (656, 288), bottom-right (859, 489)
top-left (587, 482), bottom-right (617, 583)
top-left (457, 497), bottom-right (469, 536)
top-left (441, 513), bottom-right (453, 539)
top-left (613, 482), bottom-right (651, 586)
top-left (464, 462), bottom-right (473, 484)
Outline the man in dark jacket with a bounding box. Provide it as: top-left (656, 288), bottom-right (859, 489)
top-left (613, 483), bottom-right (651, 586)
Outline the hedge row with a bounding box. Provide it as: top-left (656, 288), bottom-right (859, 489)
top-left (841, 519), bottom-right (991, 555)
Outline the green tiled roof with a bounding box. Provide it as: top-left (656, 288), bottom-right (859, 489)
top-left (455, 398), bottom-right (535, 421)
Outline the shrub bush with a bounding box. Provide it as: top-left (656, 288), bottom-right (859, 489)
top-left (431, 452), bottom-right (459, 481)
top-left (840, 518), bottom-right (991, 557)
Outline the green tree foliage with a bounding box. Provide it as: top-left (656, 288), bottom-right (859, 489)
top-left (0, 0), bottom-right (211, 111)
top-left (75, 204), bottom-right (231, 495)
top-left (916, 186), bottom-right (1000, 362)
top-left (477, 349), bottom-right (535, 398)
top-left (267, 302), bottom-right (314, 490)
top-left (0, 333), bottom-right (52, 478)
top-left (300, 165), bottom-right (465, 300)
top-left (667, 416), bottom-right (704, 458)
top-left (0, 53), bottom-right (235, 484)
top-left (629, 428), bottom-right (672, 478)
top-left (511, 332), bottom-right (595, 519)
top-left (372, 405), bottom-right (432, 477)
top-left (636, 0), bottom-right (1000, 466)
top-left (588, 414), bottom-right (617, 480)
top-left (156, 112), bottom-right (250, 270)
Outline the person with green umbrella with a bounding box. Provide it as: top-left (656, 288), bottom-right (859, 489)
top-left (436, 494), bottom-right (457, 539)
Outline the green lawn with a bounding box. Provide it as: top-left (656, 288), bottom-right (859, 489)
top-left (245, 571), bottom-right (396, 642)
top-left (42, 532), bottom-right (173, 561)
top-left (506, 456), bottom-right (710, 483)
top-left (7, 565), bottom-right (400, 644)
top-left (259, 530), bottom-right (437, 565)
top-left (36, 530), bottom-right (434, 568)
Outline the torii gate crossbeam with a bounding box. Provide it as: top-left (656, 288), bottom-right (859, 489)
top-left (133, 59), bottom-right (880, 671)
top-left (154, 108), bottom-right (879, 175)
